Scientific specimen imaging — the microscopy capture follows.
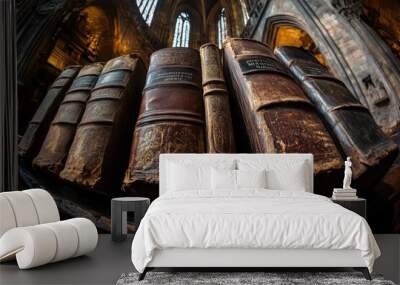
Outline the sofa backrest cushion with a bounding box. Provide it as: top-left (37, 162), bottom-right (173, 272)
top-left (0, 189), bottom-right (60, 238)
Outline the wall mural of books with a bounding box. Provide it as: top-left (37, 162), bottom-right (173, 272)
top-left (18, 39), bottom-right (399, 233)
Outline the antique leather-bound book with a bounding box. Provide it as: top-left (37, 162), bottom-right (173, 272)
top-left (33, 62), bottom-right (104, 175)
top-left (223, 38), bottom-right (343, 194)
top-left (200, 43), bottom-right (235, 153)
top-left (18, 65), bottom-right (81, 160)
top-left (275, 46), bottom-right (398, 179)
top-left (60, 54), bottom-right (146, 193)
top-left (123, 48), bottom-right (205, 191)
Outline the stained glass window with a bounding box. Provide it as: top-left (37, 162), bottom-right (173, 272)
top-left (240, 0), bottom-right (249, 24)
top-left (217, 8), bottom-right (227, 48)
top-left (136, 0), bottom-right (158, 25)
top-left (172, 12), bottom-right (191, 47)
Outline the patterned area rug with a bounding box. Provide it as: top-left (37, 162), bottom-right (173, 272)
top-left (116, 272), bottom-right (395, 285)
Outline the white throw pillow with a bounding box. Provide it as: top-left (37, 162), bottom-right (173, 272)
top-left (166, 159), bottom-right (236, 192)
top-left (211, 168), bottom-right (236, 190)
top-left (266, 162), bottom-right (307, 191)
top-left (211, 169), bottom-right (267, 191)
top-left (236, 169), bottom-right (267, 189)
top-left (238, 159), bottom-right (308, 192)
top-left (167, 162), bottom-right (210, 191)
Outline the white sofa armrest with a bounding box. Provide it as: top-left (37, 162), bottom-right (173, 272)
top-left (0, 218), bottom-right (98, 269)
top-left (0, 189), bottom-right (60, 237)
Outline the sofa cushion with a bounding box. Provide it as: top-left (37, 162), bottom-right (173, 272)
top-left (0, 196), bottom-right (17, 237)
top-left (1, 191), bottom-right (39, 228)
top-left (24, 189), bottom-right (60, 224)
top-left (0, 189), bottom-right (60, 238)
top-left (0, 218), bottom-right (97, 269)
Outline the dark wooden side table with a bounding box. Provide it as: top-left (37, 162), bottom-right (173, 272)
top-left (331, 198), bottom-right (366, 219)
top-left (111, 197), bottom-right (150, 241)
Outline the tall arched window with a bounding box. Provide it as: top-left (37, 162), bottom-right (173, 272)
top-left (240, 0), bottom-right (249, 24)
top-left (172, 12), bottom-right (191, 47)
top-left (217, 8), bottom-right (227, 48)
top-left (136, 0), bottom-right (158, 25)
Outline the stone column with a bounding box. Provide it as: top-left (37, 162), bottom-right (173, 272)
top-left (331, 0), bottom-right (400, 135)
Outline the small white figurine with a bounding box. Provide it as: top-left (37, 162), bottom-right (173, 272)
top-left (343, 157), bottom-right (353, 189)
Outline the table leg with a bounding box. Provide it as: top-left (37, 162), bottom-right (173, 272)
top-left (111, 202), bottom-right (125, 241)
top-left (134, 202), bottom-right (149, 226)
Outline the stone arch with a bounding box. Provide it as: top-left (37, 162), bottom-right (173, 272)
top-left (260, 12), bottom-right (367, 104)
top-left (253, 1), bottom-right (400, 135)
top-left (207, 2), bottom-right (232, 45)
top-left (263, 15), bottom-right (305, 46)
top-left (263, 15), bottom-right (328, 66)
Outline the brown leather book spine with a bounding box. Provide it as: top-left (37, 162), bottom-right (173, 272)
top-left (200, 43), bottom-right (235, 153)
top-left (60, 54), bottom-right (147, 193)
top-left (33, 62), bottom-right (104, 175)
top-left (275, 46), bottom-right (398, 179)
top-left (223, 38), bottom-right (343, 194)
top-left (18, 65), bottom-right (81, 160)
top-left (123, 48), bottom-right (205, 191)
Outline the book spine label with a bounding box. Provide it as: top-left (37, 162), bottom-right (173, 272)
top-left (69, 74), bottom-right (99, 92)
top-left (94, 69), bottom-right (132, 89)
top-left (238, 56), bottom-right (289, 76)
top-left (145, 67), bottom-right (201, 90)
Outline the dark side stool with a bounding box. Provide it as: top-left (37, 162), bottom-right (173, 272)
top-left (331, 198), bottom-right (366, 219)
top-left (111, 197), bottom-right (150, 241)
